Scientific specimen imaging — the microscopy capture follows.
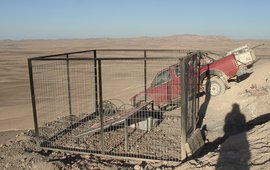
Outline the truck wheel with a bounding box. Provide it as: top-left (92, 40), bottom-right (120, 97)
top-left (205, 77), bottom-right (226, 96)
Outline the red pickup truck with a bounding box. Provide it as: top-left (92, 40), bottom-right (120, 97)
top-left (131, 47), bottom-right (256, 109)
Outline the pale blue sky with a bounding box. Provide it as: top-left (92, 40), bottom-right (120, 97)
top-left (0, 0), bottom-right (269, 40)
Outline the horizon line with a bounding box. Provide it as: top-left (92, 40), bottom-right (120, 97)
top-left (1, 34), bottom-right (270, 41)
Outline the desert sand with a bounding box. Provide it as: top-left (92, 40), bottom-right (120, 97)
top-left (0, 35), bottom-right (270, 169)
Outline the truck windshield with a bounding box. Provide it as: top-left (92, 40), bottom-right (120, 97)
top-left (152, 69), bottom-right (171, 87)
top-left (174, 64), bottom-right (180, 77)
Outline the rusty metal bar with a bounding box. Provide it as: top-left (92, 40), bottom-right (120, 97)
top-left (192, 54), bottom-right (197, 130)
top-left (98, 59), bottom-right (105, 154)
top-left (94, 51), bottom-right (99, 114)
top-left (124, 119), bottom-right (128, 152)
top-left (28, 59), bottom-right (40, 147)
top-left (180, 57), bottom-right (187, 160)
top-left (66, 54), bottom-right (73, 121)
top-left (144, 50), bottom-right (147, 102)
top-left (39, 146), bottom-right (182, 162)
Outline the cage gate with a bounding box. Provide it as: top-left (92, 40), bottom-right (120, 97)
top-left (28, 49), bottom-right (202, 162)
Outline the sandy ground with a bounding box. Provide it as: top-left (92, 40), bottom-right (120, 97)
top-left (0, 35), bottom-right (270, 169)
top-left (0, 130), bottom-right (25, 144)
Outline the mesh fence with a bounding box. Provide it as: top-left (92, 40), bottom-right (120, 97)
top-left (185, 54), bottom-right (199, 136)
top-left (28, 50), bottom-right (199, 162)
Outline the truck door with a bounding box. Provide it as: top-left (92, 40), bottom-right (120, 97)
top-left (149, 69), bottom-right (171, 106)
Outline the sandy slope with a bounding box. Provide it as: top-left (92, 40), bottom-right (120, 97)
top-left (182, 58), bottom-right (270, 170)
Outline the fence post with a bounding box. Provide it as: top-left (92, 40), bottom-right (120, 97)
top-left (144, 50), bottom-right (149, 131)
top-left (180, 57), bottom-right (187, 160)
top-left (124, 119), bottom-right (128, 152)
top-left (28, 59), bottom-right (40, 147)
top-left (94, 51), bottom-right (99, 114)
top-left (196, 52), bottom-right (201, 122)
top-left (98, 59), bottom-right (105, 154)
top-left (144, 50), bottom-right (147, 102)
top-left (192, 54), bottom-right (197, 130)
top-left (66, 54), bottom-right (72, 123)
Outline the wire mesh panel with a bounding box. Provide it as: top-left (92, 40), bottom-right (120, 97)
top-left (185, 53), bottom-right (199, 135)
top-left (28, 49), bottom-right (199, 162)
top-left (31, 58), bottom-right (70, 145)
top-left (180, 52), bottom-right (201, 159)
top-left (95, 58), bottom-right (182, 161)
top-left (29, 52), bottom-right (98, 152)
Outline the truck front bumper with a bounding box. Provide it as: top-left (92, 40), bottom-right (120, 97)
top-left (236, 66), bottom-right (253, 77)
top-left (236, 66), bottom-right (253, 82)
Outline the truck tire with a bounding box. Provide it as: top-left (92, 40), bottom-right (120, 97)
top-left (205, 77), bottom-right (226, 96)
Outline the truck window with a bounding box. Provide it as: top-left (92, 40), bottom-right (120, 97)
top-left (174, 64), bottom-right (181, 77)
top-left (152, 69), bottom-right (171, 87)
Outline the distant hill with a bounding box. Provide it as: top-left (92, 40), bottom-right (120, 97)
top-left (0, 34), bottom-right (268, 55)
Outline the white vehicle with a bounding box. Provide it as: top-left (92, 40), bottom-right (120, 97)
top-left (226, 45), bottom-right (262, 67)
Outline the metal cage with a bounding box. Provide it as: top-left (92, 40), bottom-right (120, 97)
top-left (28, 49), bottom-right (201, 162)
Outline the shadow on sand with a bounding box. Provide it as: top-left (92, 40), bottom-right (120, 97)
top-left (197, 103), bottom-right (270, 169)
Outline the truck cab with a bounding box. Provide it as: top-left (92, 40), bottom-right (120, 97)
top-left (131, 64), bottom-right (181, 109)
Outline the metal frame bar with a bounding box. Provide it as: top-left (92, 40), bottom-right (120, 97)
top-left (29, 50), bottom-right (95, 60)
top-left (192, 53), bottom-right (198, 130)
top-left (28, 59), bottom-right (40, 146)
top-left (197, 52), bottom-right (201, 122)
top-left (124, 119), bottom-right (128, 152)
top-left (180, 52), bottom-right (201, 160)
top-left (94, 50), bottom-right (99, 115)
top-left (29, 49), bottom-right (191, 60)
top-left (144, 50), bottom-right (147, 102)
top-left (30, 56), bottom-right (183, 61)
top-left (98, 59), bottom-right (105, 154)
top-left (95, 49), bottom-right (190, 52)
top-left (180, 57), bottom-right (187, 160)
top-left (39, 146), bottom-right (182, 162)
top-left (66, 54), bottom-right (73, 121)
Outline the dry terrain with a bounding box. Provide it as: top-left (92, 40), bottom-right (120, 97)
top-left (0, 35), bottom-right (270, 169)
